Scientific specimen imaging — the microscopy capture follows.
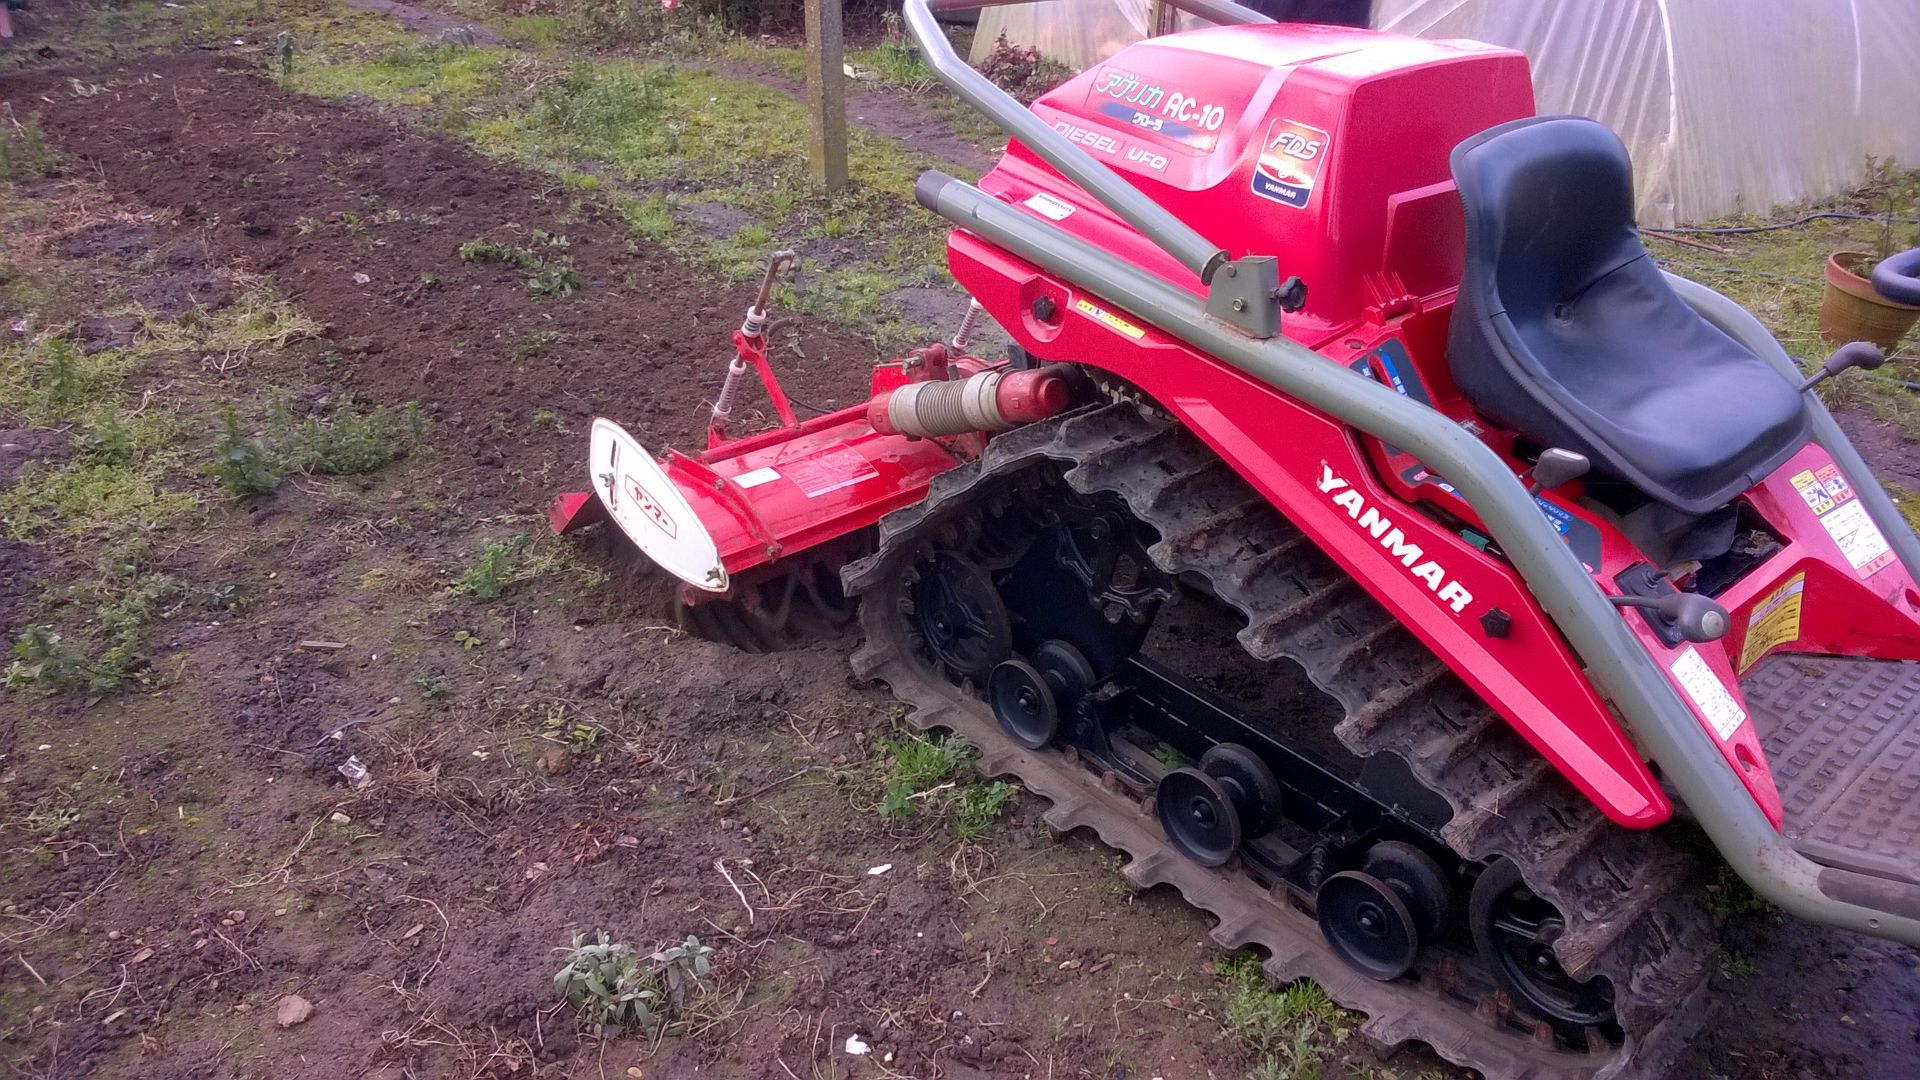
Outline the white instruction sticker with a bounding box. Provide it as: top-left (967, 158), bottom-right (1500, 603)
top-left (1669, 646), bottom-right (1747, 740)
top-left (781, 446), bottom-right (878, 498)
top-left (1817, 498), bottom-right (1892, 573)
top-left (1023, 192), bottom-right (1076, 221)
top-left (731, 466), bottom-right (781, 490)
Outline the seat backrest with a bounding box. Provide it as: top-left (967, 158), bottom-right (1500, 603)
top-left (1452, 116), bottom-right (1643, 325)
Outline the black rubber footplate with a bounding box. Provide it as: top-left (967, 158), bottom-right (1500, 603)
top-left (1743, 654), bottom-right (1920, 884)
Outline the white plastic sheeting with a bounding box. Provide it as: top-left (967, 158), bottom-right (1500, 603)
top-left (969, 0), bottom-right (1201, 76)
top-left (973, 1), bottom-right (1920, 224)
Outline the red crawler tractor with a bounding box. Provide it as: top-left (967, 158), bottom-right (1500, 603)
top-left (552, 1), bottom-right (1920, 1074)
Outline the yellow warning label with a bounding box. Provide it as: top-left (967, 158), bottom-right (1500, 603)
top-left (1074, 297), bottom-right (1146, 340)
top-left (1738, 572), bottom-right (1805, 672)
top-left (1789, 469), bottom-right (1836, 516)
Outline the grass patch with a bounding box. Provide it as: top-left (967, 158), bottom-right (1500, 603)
top-left (1, 337), bottom-right (130, 426)
top-left (511, 330), bottom-right (565, 362)
top-left (1651, 161), bottom-right (1920, 433)
top-left (1, 459), bottom-right (199, 541)
top-left (6, 538), bottom-right (185, 695)
top-left (459, 232), bottom-right (583, 298)
top-left (449, 530), bottom-right (607, 600)
top-left (1218, 953), bottom-right (1355, 1080)
top-left (286, 31), bottom-right (961, 342)
top-left (874, 730), bottom-right (1017, 840)
top-left (451, 534), bottom-right (532, 600)
top-left (0, 110), bottom-right (56, 184)
top-left (253, 392), bottom-right (429, 482)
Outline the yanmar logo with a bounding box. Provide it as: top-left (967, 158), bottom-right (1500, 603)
top-left (1317, 465), bottom-right (1473, 615)
top-left (624, 476), bottom-right (678, 539)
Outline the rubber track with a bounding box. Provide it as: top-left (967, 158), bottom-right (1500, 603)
top-left (845, 404), bottom-right (1716, 1079)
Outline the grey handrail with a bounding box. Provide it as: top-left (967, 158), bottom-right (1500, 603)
top-left (917, 168), bottom-right (1920, 947)
top-left (905, 0), bottom-right (1268, 286)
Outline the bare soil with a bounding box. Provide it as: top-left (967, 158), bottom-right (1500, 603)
top-left (0, 44), bottom-right (1252, 1080)
top-left (3, 11), bottom-right (1919, 1080)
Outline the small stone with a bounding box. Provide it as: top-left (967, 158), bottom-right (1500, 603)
top-left (235, 1003), bottom-right (252, 1013)
top-left (228, 909), bottom-right (247, 923)
top-left (107, 930), bottom-right (122, 941)
top-left (328, 812), bottom-right (351, 825)
top-left (276, 995), bottom-right (315, 1028)
top-left (274, 908), bottom-right (288, 917)
top-left (536, 747), bottom-right (572, 776)
top-left (221, 918), bottom-right (234, 927)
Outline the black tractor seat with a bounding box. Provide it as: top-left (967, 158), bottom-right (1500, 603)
top-left (1447, 116), bottom-right (1808, 515)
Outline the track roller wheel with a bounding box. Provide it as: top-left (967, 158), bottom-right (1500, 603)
top-left (1469, 859), bottom-right (1616, 1031)
top-left (1362, 840), bottom-right (1453, 940)
top-left (1031, 639), bottom-right (1097, 697)
top-left (1316, 870), bottom-right (1420, 981)
top-left (908, 551), bottom-right (1012, 684)
top-left (1198, 742), bottom-right (1284, 837)
top-left (1155, 768), bottom-right (1243, 867)
top-left (989, 660), bottom-right (1059, 749)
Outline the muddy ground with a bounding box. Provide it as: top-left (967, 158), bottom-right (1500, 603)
top-left (3, 4), bottom-right (1920, 1080)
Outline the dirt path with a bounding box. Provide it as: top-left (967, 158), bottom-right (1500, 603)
top-left (705, 56), bottom-right (1001, 179)
top-left (338, 0), bottom-right (502, 43)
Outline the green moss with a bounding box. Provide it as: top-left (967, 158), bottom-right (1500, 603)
top-left (0, 460), bottom-right (200, 541)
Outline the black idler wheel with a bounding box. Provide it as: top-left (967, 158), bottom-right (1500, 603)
top-left (908, 551), bottom-right (1012, 684)
top-left (1199, 742), bottom-right (1285, 837)
top-left (1469, 859), bottom-right (1616, 1030)
top-left (1155, 768), bottom-right (1243, 867)
top-left (1316, 870), bottom-right (1420, 981)
top-left (989, 659), bottom-right (1059, 749)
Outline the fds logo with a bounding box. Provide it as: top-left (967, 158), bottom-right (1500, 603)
top-left (1251, 119), bottom-right (1330, 209)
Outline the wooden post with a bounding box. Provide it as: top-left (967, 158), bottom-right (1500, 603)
top-left (803, 0), bottom-right (848, 193)
top-left (1148, 1), bottom-right (1176, 38)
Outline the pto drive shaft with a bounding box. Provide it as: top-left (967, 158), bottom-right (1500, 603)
top-left (869, 369), bottom-right (1069, 438)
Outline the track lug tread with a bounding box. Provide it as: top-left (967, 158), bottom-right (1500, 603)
top-left (842, 403), bottom-right (1712, 1080)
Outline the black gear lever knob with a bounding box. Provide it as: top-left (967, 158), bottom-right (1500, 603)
top-left (1609, 590), bottom-right (1730, 643)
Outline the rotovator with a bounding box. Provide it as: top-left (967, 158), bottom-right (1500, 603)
top-left (552, 0), bottom-right (1920, 1074)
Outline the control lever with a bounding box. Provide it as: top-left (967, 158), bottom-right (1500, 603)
top-left (1527, 448), bottom-right (1591, 497)
top-left (1609, 591), bottom-right (1730, 643)
top-left (1799, 341), bottom-right (1885, 393)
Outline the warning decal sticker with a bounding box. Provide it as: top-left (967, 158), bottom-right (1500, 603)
top-left (1670, 646), bottom-right (1748, 741)
top-left (1250, 118), bottom-right (1329, 209)
top-left (1073, 297), bottom-right (1147, 340)
top-left (1789, 465), bottom-right (1894, 578)
top-left (1738, 572), bottom-right (1805, 673)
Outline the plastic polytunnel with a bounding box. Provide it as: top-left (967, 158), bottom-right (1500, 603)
top-left (971, 0), bottom-right (1920, 225)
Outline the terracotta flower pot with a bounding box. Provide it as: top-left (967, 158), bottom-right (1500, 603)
top-left (1820, 251), bottom-right (1920, 352)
